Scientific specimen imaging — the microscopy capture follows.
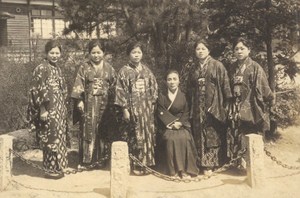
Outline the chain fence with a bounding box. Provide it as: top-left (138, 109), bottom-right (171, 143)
top-left (129, 148), bottom-right (247, 183)
top-left (9, 146), bottom-right (110, 193)
top-left (11, 141), bottom-right (300, 184)
top-left (10, 144), bottom-right (246, 183)
top-left (9, 148), bottom-right (107, 175)
top-left (264, 147), bottom-right (300, 170)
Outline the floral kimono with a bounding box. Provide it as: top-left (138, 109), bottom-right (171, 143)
top-left (71, 60), bottom-right (116, 165)
top-left (186, 56), bottom-right (232, 168)
top-left (227, 57), bottom-right (274, 159)
top-left (157, 88), bottom-right (198, 176)
top-left (28, 60), bottom-right (68, 172)
top-left (115, 63), bottom-right (158, 166)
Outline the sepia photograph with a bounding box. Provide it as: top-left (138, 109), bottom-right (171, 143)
top-left (0, 0), bottom-right (300, 197)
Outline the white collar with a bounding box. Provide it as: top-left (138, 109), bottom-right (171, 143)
top-left (199, 56), bottom-right (210, 68)
top-left (168, 88), bottom-right (178, 103)
top-left (91, 60), bottom-right (103, 69)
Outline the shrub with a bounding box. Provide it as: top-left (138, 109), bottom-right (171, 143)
top-left (0, 49), bottom-right (36, 133)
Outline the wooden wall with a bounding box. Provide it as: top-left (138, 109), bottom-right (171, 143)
top-left (7, 15), bottom-right (30, 49)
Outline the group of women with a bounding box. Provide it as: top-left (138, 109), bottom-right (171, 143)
top-left (28, 37), bottom-right (274, 179)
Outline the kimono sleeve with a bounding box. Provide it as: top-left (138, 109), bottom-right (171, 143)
top-left (107, 66), bottom-right (117, 105)
top-left (115, 69), bottom-right (129, 108)
top-left (149, 70), bottom-right (158, 103)
top-left (220, 63), bottom-right (233, 101)
top-left (30, 64), bottom-right (51, 109)
top-left (256, 65), bottom-right (274, 103)
top-left (71, 65), bottom-right (85, 100)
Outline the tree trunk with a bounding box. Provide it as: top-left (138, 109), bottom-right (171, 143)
top-left (185, 0), bottom-right (194, 41)
top-left (266, 36), bottom-right (275, 91)
top-left (265, 0), bottom-right (275, 91)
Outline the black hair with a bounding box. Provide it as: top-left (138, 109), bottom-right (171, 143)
top-left (45, 40), bottom-right (61, 54)
top-left (233, 37), bottom-right (252, 49)
top-left (87, 40), bottom-right (104, 54)
top-left (165, 69), bottom-right (180, 80)
top-left (193, 39), bottom-right (211, 51)
top-left (126, 41), bottom-right (143, 55)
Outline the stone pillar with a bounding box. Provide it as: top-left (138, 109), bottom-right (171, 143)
top-left (245, 134), bottom-right (264, 188)
top-left (110, 141), bottom-right (130, 198)
top-left (0, 135), bottom-right (14, 191)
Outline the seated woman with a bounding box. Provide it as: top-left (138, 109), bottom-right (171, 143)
top-left (157, 70), bottom-right (198, 178)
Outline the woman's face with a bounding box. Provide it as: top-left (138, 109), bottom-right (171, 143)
top-left (195, 43), bottom-right (210, 60)
top-left (129, 47), bottom-right (143, 64)
top-left (90, 45), bottom-right (104, 64)
top-left (167, 72), bottom-right (180, 92)
top-left (234, 42), bottom-right (250, 61)
top-left (46, 47), bottom-right (61, 63)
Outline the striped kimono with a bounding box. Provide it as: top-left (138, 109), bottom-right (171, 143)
top-left (115, 63), bottom-right (158, 166)
top-left (71, 60), bottom-right (116, 165)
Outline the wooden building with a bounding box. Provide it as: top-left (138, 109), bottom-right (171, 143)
top-left (0, 0), bottom-right (68, 51)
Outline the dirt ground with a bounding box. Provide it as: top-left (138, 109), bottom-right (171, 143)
top-left (0, 125), bottom-right (300, 198)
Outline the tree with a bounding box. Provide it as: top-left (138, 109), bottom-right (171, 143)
top-left (204, 0), bottom-right (300, 91)
top-left (59, 0), bottom-right (209, 69)
top-left (59, 0), bottom-right (119, 37)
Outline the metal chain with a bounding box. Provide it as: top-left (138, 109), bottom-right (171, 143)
top-left (129, 149), bottom-right (246, 183)
top-left (264, 147), bottom-right (300, 170)
top-left (10, 148), bottom-right (108, 175)
top-left (214, 148), bottom-right (247, 173)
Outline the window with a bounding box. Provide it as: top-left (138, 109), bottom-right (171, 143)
top-left (32, 18), bottom-right (53, 38)
top-left (31, 9), bottom-right (68, 39)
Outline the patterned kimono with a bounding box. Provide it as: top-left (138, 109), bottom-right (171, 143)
top-left (71, 61), bottom-right (116, 164)
top-left (227, 57), bottom-right (274, 159)
top-left (28, 60), bottom-right (68, 172)
top-left (186, 56), bottom-right (232, 168)
top-left (157, 89), bottom-right (198, 176)
top-left (115, 63), bottom-right (158, 166)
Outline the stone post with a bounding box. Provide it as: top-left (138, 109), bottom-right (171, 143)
top-left (110, 141), bottom-right (130, 198)
top-left (0, 135), bottom-right (14, 191)
top-left (245, 134), bottom-right (264, 188)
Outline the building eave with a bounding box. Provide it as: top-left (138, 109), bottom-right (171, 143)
top-left (0, 11), bottom-right (15, 19)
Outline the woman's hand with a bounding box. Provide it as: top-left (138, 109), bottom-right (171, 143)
top-left (40, 106), bottom-right (48, 121)
top-left (77, 101), bottom-right (84, 112)
top-left (172, 121), bottom-right (182, 130)
top-left (123, 108), bottom-right (130, 122)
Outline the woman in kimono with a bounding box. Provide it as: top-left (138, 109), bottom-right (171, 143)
top-left (115, 42), bottom-right (158, 175)
top-left (227, 37), bottom-right (274, 168)
top-left (185, 39), bottom-right (232, 175)
top-left (157, 70), bottom-right (198, 178)
top-left (28, 40), bottom-right (68, 178)
top-left (71, 40), bottom-right (116, 169)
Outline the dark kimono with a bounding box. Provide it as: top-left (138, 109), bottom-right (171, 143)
top-left (115, 63), bottom-right (158, 166)
top-left (157, 89), bottom-right (198, 176)
top-left (28, 60), bottom-right (68, 172)
top-left (227, 57), bottom-right (274, 159)
top-left (71, 60), bottom-right (116, 165)
top-left (186, 56), bottom-right (232, 168)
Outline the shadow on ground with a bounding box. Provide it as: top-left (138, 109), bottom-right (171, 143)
top-left (93, 188), bottom-right (110, 197)
top-left (12, 149), bottom-right (80, 178)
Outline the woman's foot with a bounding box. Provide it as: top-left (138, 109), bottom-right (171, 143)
top-left (170, 173), bottom-right (180, 179)
top-left (132, 165), bottom-right (146, 176)
top-left (203, 168), bottom-right (213, 176)
top-left (180, 172), bottom-right (192, 179)
top-left (77, 164), bottom-right (88, 170)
